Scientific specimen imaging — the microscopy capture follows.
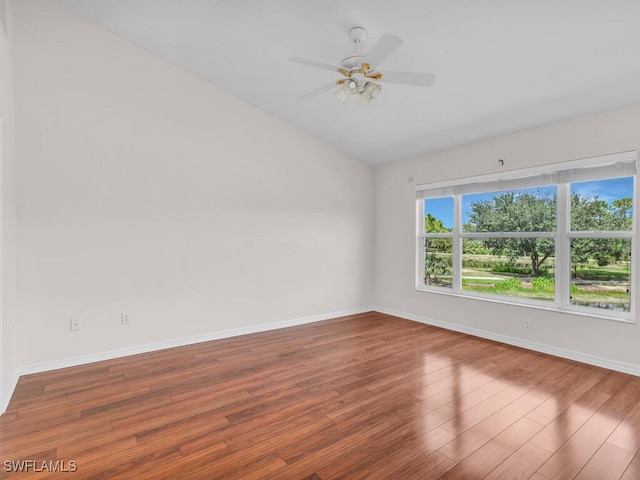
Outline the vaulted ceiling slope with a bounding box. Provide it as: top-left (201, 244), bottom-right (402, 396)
top-left (54, 0), bottom-right (640, 164)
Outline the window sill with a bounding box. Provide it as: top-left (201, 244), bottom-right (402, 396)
top-left (415, 286), bottom-right (635, 324)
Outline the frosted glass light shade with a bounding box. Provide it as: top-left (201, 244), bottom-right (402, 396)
top-left (334, 86), bottom-right (349, 103)
top-left (363, 81), bottom-right (382, 98)
top-left (357, 92), bottom-right (370, 106)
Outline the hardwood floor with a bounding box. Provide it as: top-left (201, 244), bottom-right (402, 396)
top-left (1, 311), bottom-right (639, 479)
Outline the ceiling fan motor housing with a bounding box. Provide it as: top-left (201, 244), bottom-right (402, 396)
top-left (341, 27), bottom-right (368, 69)
top-left (340, 54), bottom-right (365, 69)
top-left (348, 26), bottom-right (367, 44)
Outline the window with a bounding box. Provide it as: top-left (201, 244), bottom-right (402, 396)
top-left (423, 197), bottom-right (453, 288)
top-left (416, 152), bottom-right (636, 321)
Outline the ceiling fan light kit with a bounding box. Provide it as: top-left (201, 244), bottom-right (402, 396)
top-left (357, 81), bottom-right (382, 106)
top-left (334, 85), bottom-right (349, 103)
top-left (356, 90), bottom-right (371, 107)
top-left (334, 75), bottom-right (378, 104)
top-left (290, 26), bottom-right (436, 107)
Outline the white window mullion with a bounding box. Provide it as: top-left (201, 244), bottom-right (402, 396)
top-left (453, 194), bottom-right (462, 292)
top-left (630, 175), bottom-right (637, 317)
top-left (416, 199), bottom-right (425, 289)
top-left (568, 231), bottom-right (633, 239)
top-left (460, 232), bottom-right (555, 239)
top-left (556, 183), bottom-right (570, 309)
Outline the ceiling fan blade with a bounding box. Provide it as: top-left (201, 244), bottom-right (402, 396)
top-left (380, 71), bottom-right (436, 86)
top-left (298, 82), bottom-right (337, 101)
top-left (289, 56), bottom-right (341, 72)
top-left (363, 33), bottom-right (404, 68)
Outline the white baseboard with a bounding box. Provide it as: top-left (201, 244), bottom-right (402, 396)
top-left (1, 306), bottom-right (371, 414)
top-left (373, 306), bottom-right (640, 377)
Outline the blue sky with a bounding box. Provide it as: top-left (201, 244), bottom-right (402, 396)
top-left (570, 176), bottom-right (634, 203)
top-left (424, 177), bottom-right (633, 229)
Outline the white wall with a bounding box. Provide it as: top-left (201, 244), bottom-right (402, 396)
top-left (12, 0), bottom-right (373, 368)
top-left (0, 0), bottom-right (17, 410)
top-left (375, 105), bottom-right (640, 370)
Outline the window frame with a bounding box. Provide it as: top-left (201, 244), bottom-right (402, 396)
top-left (415, 152), bottom-right (637, 322)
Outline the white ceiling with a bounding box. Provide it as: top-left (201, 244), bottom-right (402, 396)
top-left (54, 0), bottom-right (640, 165)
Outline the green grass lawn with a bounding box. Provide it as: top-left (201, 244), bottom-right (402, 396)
top-left (461, 268), bottom-right (629, 307)
top-left (462, 277), bottom-right (555, 301)
top-left (432, 254), bottom-right (630, 310)
top-left (574, 268), bottom-right (630, 282)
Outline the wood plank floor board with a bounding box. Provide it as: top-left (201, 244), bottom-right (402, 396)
top-left (525, 364), bottom-right (609, 426)
top-left (74, 446), bottom-right (184, 480)
top-left (134, 411), bottom-right (231, 449)
top-left (274, 410), bottom-right (405, 466)
top-left (528, 371), bottom-right (620, 454)
top-left (344, 451), bottom-right (456, 480)
top-left (438, 387), bottom-right (546, 463)
top-left (410, 364), bottom-right (497, 403)
top-left (267, 357), bottom-right (360, 385)
top-left (1, 312), bottom-right (637, 479)
top-left (537, 375), bottom-right (639, 480)
top-left (111, 390), bottom-right (250, 435)
top-left (621, 450), bottom-right (640, 480)
top-left (0, 417), bottom-right (113, 462)
top-left (224, 388), bottom-right (341, 427)
top-left (267, 415), bottom-right (427, 480)
top-left (263, 414), bottom-right (409, 480)
top-left (437, 417), bottom-right (544, 480)
top-left (413, 370), bottom-right (502, 411)
top-left (165, 370), bottom-right (283, 404)
top-left (224, 411), bottom-right (336, 453)
top-left (608, 380), bottom-right (640, 453)
top-left (573, 441), bottom-right (636, 480)
top-left (530, 473), bottom-right (553, 480)
top-left (528, 398), bottom-right (608, 454)
top-left (317, 425), bottom-right (458, 480)
top-left (325, 382), bottom-right (424, 424)
top-left (483, 441), bottom-right (553, 480)
top-left (439, 381), bottom-right (531, 434)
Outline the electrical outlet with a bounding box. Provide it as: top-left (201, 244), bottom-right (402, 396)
top-left (524, 319), bottom-right (531, 331)
top-left (70, 318), bottom-right (81, 331)
top-left (122, 312), bottom-right (131, 325)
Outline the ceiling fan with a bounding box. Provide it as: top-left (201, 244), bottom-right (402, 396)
top-left (289, 26), bottom-right (436, 107)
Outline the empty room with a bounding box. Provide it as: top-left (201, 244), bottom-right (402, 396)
top-left (0, 0), bottom-right (639, 478)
